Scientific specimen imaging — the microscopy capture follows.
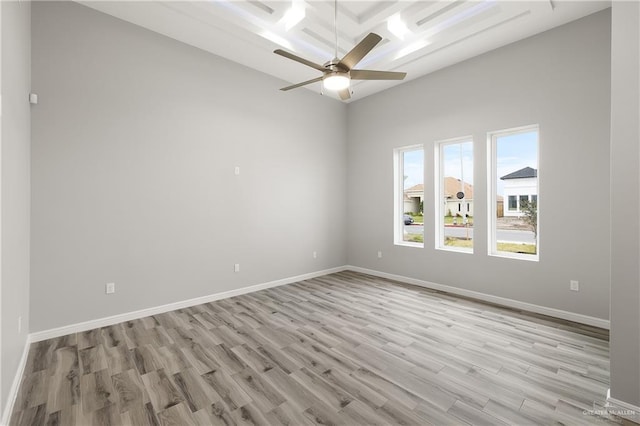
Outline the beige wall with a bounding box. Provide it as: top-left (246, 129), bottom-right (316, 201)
top-left (445, 199), bottom-right (473, 217)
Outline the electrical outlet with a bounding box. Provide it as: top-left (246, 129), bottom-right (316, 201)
top-left (570, 280), bottom-right (579, 292)
top-left (106, 282), bottom-right (115, 294)
top-left (377, 251), bottom-right (383, 259)
top-left (234, 166), bottom-right (240, 175)
top-left (18, 316), bottom-right (22, 333)
top-left (234, 263), bottom-right (240, 273)
top-left (313, 251), bottom-right (317, 259)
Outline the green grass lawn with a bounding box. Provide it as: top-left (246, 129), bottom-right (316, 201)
top-left (406, 214), bottom-right (474, 226)
top-left (444, 237), bottom-right (536, 254)
top-left (444, 215), bottom-right (473, 226)
top-left (407, 213), bottom-right (424, 224)
top-left (405, 232), bottom-right (536, 255)
top-left (444, 237), bottom-right (472, 248)
top-left (405, 234), bottom-right (423, 243)
top-left (495, 242), bottom-right (537, 255)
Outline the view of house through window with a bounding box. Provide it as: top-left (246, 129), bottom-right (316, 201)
top-left (395, 146), bottom-right (424, 245)
top-left (490, 126), bottom-right (539, 258)
top-left (437, 139), bottom-right (473, 251)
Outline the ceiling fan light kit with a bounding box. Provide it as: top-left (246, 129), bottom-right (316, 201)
top-left (323, 72), bottom-right (350, 91)
top-left (274, 0), bottom-right (406, 101)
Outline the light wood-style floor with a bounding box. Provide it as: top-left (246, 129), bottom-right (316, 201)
top-left (11, 271), bottom-right (617, 425)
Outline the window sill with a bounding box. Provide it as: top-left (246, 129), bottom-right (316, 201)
top-left (437, 246), bottom-right (473, 254)
top-left (395, 241), bottom-right (424, 249)
top-left (489, 252), bottom-right (539, 262)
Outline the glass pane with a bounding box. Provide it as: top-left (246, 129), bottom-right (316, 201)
top-left (441, 141), bottom-right (473, 250)
top-left (402, 149), bottom-right (424, 244)
top-left (495, 129), bottom-right (538, 256)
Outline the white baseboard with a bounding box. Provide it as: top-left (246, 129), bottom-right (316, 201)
top-left (31, 264), bottom-right (609, 343)
top-left (5, 265), bottom-right (613, 424)
top-left (607, 389), bottom-right (640, 423)
top-left (1, 335), bottom-right (32, 426)
top-left (346, 266), bottom-right (610, 329)
top-left (30, 266), bottom-right (347, 343)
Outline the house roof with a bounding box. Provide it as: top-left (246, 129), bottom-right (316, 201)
top-left (500, 166), bottom-right (537, 180)
top-left (405, 179), bottom-right (473, 198)
top-left (405, 180), bottom-right (503, 201)
top-left (405, 183), bottom-right (424, 194)
top-left (444, 177), bottom-right (473, 199)
top-left (404, 183), bottom-right (423, 201)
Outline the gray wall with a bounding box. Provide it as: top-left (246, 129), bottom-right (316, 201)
top-left (1, 0), bottom-right (31, 414)
top-left (14, 0), bottom-right (639, 411)
top-left (610, 1), bottom-right (640, 408)
top-left (30, 1), bottom-right (347, 331)
top-left (347, 10), bottom-right (611, 320)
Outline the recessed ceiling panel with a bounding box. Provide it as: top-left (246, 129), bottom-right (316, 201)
top-left (79, 0), bottom-right (610, 102)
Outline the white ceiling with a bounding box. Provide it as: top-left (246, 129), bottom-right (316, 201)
top-left (79, 0), bottom-right (610, 102)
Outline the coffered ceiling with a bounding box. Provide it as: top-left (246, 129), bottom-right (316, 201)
top-left (80, 1), bottom-right (610, 102)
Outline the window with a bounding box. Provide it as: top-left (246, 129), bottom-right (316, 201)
top-left (394, 146), bottom-right (424, 246)
top-left (519, 195), bottom-right (529, 210)
top-left (436, 137), bottom-right (473, 252)
top-left (488, 125), bottom-right (539, 259)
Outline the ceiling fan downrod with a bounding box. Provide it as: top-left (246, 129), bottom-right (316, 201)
top-left (272, 0), bottom-right (407, 101)
top-left (333, 0), bottom-right (338, 60)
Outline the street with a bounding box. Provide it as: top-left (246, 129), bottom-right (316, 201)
top-left (405, 224), bottom-right (536, 244)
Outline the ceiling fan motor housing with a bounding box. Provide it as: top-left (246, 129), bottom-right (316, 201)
top-left (274, 32), bottom-right (406, 100)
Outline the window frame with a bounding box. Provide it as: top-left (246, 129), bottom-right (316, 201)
top-left (393, 144), bottom-right (424, 248)
top-left (435, 136), bottom-right (474, 254)
top-left (487, 124), bottom-right (540, 261)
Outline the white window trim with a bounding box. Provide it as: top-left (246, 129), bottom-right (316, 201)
top-left (393, 145), bottom-right (424, 248)
top-left (435, 136), bottom-right (474, 254)
top-left (487, 124), bottom-right (540, 261)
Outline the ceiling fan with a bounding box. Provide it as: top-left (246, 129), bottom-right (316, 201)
top-left (274, 1), bottom-right (407, 100)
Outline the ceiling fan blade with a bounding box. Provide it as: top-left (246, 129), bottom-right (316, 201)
top-left (350, 69), bottom-right (407, 80)
top-left (280, 76), bottom-right (323, 91)
top-left (339, 33), bottom-right (382, 70)
top-left (338, 88), bottom-right (351, 100)
top-left (274, 49), bottom-right (326, 72)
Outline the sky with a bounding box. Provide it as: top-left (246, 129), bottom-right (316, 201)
top-left (403, 149), bottom-right (424, 188)
top-left (443, 141), bottom-right (474, 187)
top-left (402, 130), bottom-right (538, 196)
top-left (495, 131), bottom-right (538, 195)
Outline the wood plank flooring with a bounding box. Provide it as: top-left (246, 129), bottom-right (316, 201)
top-left (10, 271), bottom-right (618, 425)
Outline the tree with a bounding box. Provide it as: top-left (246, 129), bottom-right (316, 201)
top-left (520, 199), bottom-right (538, 239)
